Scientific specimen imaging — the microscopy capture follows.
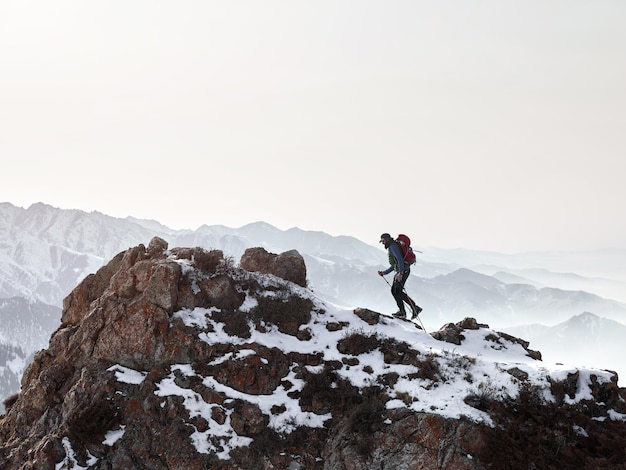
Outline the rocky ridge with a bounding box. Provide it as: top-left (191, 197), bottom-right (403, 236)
top-left (1, 238), bottom-right (625, 469)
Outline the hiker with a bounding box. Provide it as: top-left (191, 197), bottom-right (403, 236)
top-left (377, 233), bottom-right (422, 319)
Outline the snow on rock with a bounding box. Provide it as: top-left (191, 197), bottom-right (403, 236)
top-left (1, 238), bottom-right (625, 470)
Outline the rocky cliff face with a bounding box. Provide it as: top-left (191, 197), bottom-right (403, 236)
top-left (1, 238), bottom-right (625, 469)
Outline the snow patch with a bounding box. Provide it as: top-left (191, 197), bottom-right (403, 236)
top-left (107, 364), bottom-right (147, 385)
top-left (56, 437), bottom-right (98, 469)
top-left (103, 425), bottom-right (126, 446)
top-left (173, 307), bottom-right (220, 329)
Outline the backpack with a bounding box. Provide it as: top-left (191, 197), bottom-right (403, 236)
top-left (396, 234), bottom-right (416, 266)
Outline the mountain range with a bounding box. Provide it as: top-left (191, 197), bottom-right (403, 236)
top-left (1, 238), bottom-right (624, 469)
top-left (504, 312), bottom-right (626, 378)
top-left (1, 201), bottom-right (625, 409)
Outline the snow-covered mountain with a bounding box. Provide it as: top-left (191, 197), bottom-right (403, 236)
top-left (0, 297), bottom-right (61, 412)
top-left (0, 342), bottom-right (26, 408)
top-left (1, 201), bottom-right (625, 401)
top-left (0, 203), bottom-right (384, 306)
top-left (503, 312), bottom-right (626, 379)
top-left (419, 245), bottom-right (626, 286)
top-left (2, 239), bottom-right (624, 469)
top-left (476, 266), bottom-right (626, 305)
top-left (3, 202), bottom-right (626, 322)
top-left (422, 268), bottom-right (626, 328)
top-left (0, 297), bottom-right (61, 353)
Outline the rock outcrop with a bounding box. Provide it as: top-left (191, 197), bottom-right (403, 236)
top-left (1, 238), bottom-right (625, 469)
top-left (239, 247), bottom-right (307, 287)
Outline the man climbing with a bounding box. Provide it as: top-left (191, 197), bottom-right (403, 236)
top-left (377, 233), bottom-right (422, 319)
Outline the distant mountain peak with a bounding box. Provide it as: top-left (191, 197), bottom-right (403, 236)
top-left (239, 220), bottom-right (280, 231)
top-left (574, 311), bottom-right (599, 320)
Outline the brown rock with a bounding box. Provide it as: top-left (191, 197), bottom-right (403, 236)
top-left (240, 247), bottom-right (307, 287)
top-left (147, 236), bottom-right (168, 257)
top-left (230, 401), bottom-right (268, 436)
top-left (2, 242), bottom-right (625, 470)
top-left (431, 321), bottom-right (466, 345)
top-left (353, 307), bottom-right (381, 325)
top-left (199, 274), bottom-right (244, 311)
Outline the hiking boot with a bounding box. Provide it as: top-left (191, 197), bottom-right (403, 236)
top-left (410, 305), bottom-right (422, 319)
top-left (392, 311), bottom-right (407, 319)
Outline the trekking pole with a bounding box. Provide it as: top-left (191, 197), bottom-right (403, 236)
top-left (409, 298), bottom-right (427, 331)
top-left (403, 287), bottom-right (426, 331)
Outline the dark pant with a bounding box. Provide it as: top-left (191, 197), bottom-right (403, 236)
top-left (391, 270), bottom-right (411, 313)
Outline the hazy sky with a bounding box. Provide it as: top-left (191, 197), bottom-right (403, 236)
top-left (1, 1), bottom-right (624, 252)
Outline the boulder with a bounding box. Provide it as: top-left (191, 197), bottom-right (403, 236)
top-left (240, 247), bottom-right (307, 287)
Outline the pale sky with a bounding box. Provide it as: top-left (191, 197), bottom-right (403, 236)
top-left (1, 1), bottom-right (624, 253)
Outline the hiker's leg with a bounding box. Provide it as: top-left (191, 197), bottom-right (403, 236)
top-left (398, 271), bottom-right (410, 303)
top-left (391, 280), bottom-right (406, 313)
top-left (401, 271), bottom-right (422, 317)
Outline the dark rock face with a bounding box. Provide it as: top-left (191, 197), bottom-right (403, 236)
top-left (1, 238), bottom-right (625, 470)
top-left (324, 407), bottom-right (483, 470)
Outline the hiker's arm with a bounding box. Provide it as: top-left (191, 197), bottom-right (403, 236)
top-left (390, 244), bottom-right (405, 272)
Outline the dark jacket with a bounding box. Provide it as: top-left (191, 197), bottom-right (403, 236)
top-left (382, 241), bottom-right (406, 275)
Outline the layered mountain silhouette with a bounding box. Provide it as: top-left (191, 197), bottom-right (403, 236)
top-left (1, 238), bottom-right (624, 469)
top-left (504, 312), bottom-right (626, 377)
top-left (3, 202), bottom-right (625, 318)
top-left (1, 201), bottom-right (625, 410)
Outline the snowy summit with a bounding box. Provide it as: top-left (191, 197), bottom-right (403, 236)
top-left (1, 237), bottom-right (624, 469)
